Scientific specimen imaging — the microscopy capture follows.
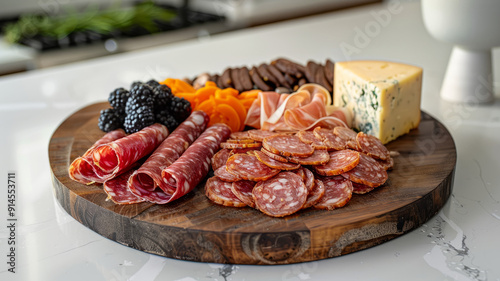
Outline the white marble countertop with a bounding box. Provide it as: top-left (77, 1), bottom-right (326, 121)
top-left (1, 1), bottom-right (499, 280)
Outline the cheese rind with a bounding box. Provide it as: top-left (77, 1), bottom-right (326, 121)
top-left (333, 61), bottom-right (423, 144)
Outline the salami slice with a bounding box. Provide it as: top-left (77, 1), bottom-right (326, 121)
top-left (231, 180), bottom-right (256, 208)
top-left (128, 111), bottom-right (209, 204)
top-left (352, 181), bottom-right (376, 194)
top-left (254, 150), bottom-right (301, 170)
top-left (313, 149), bottom-right (360, 176)
top-left (303, 167), bottom-right (315, 192)
top-left (263, 134), bottom-right (314, 157)
top-left (103, 169), bottom-right (145, 204)
top-left (314, 176), bottom-right (353, 210)
top-left (221, 141), bottom-right (262, 149)
top-left (252, 172), bottom-right (308, 217)
top-left (214, 165), bottom-right (242, 182)
top-left (229, 146), bottom-right (261, 156)
top-left (377, 156), bottom-right (394, 171)
top-left (69, 129), bottom-right (127, 184)
top-left (356, 132), bottom-right (390, 160)
top-left (230, 131), bottom-right (251, 139)
top-left (260, 148), bottom-right (289, 162)
top-left (205, 176), bottom-right (246, 207)
top-left (302, 179), bottom-right (325, 209)
top-left (341, 153), bottom-right (388, 187)
top-left (287, 149), bottom-right (330, 165)
top-left (92, 123), bottom-right (169, 182)
top-left (313, 127), bottom-right (346, 151)
top-left (248, 130), bottom-right (291, 142)
top-left (226, 138), bottom-right (257, 144)
top-left (296, 130), bottom-right (328, 150)
top-left (226, 153), bottom-right (280, 181)
top-left (212, 148), bottom-right (231, 171)
top-left (334, 127), bottom-right (358, 150)
top-left (161, 123), bottom-right (232, 201)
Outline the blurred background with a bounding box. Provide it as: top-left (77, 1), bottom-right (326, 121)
top-left (0, 0), bottom-right (381, 76)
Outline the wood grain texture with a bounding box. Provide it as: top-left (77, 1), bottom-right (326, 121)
top-left (49, 102), bottom-right (456, 265)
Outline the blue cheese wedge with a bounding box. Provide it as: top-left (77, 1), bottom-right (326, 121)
top-left (333, 60), bottom-right (423, 144)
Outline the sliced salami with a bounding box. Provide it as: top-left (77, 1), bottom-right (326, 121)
top-left (226, 138), bottom-right (257, 144)
top-left (356, 132), bottom-right (390, 160)
top-left (263, 134), bottom-right (314, 157)
top-left (260, 148), bottom-right (289, 162)
top-left (103, 169), bottom-right (145, 204)
top-left (211, 148), bottom-right (231, 171)
top-left (313, 149), bottom-right (360, 176)
top-left (248, 130), bottom-right (291, 142)
top-left (69, 129), bottom-right (127, 184)
top-left (214, 165), bottom-right (242, 182)
top-left (221, 141), bottom-right (262, 149)
top-left (254, 150), bottom-right (301, 170)
top-left (230, 130), bottom-right (251, 139)
top-left (377, 156), bottom-right (394, 171)
top-left (334, 126), bottom-right (358, 150)
top-left (161, 123), bottom-right (232, 202)
top-left (128, 111), bottom-right (209, 204)
top-left (231, 180), bottom-right (256, 208)
top-left (352, 182), bottom-right (376, 194)
top-left (92, 123), bottom-right (169, 182)
top-left (252, 172), bottom-right (308, 217)
top-left (313, 127), bottom-right (347, 151)
top-left (303, 167), bottom-right (315, 192)
top-left (296, 130), bottom-right (328, 150)
top-left (341, 153), bottom-right (388, 187)
top-left (314, 176), bottom-right (353, 210)
top-left (302, 179), bottom-right (325, 209)
top-left (205, 176), bottom-right (246, 207)
top-left (226, 153), bottom-right (280, 181)
top-left (287, 149), bottom-right (330, 165)
top-left (229, 146), bottom-right (261, 156)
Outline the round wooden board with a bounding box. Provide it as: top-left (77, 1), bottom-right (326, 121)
top-left (49, 102), bottom-right (456, 265)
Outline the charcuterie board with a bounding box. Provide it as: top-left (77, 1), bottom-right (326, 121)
top-left (48, 102), bottom-right (456, 265)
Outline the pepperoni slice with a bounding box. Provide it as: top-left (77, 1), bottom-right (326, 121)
top-left (254, 150), bottom-right (301, 170)
top-left (220, 141), bottom-right (262, 149)
top-left (226, 154), bottom-right (280, 181)
top-left (334, 127), bottom-right (358, 150)
top-left (352, 182), bottom-right (376, 194)
top-left (296, 130), bottom-right (328, 150)
top-left (287, 149), bottom-right (330, 165)
top-left (212, 148), bottom-right (231, 171)
top-left (205, 176), bottom-right (246, 207)
top-left (231, 180), bottom-right (256, 208)
top-left (261, 148), bottom-right (289, 162)
top-left (214, 165), bottom-right (242, 182)
top-left (313, 149), bottom-right (360, 176)
top-left (341, 153), bottom-right (388, 187)
top-left (356, 132), bottom-right (390, 160)
top-left (252, 172), bottom-right (308, 217)
top-left (314, 176), bottom-right (353, 210)
top-left (313, 127), bottom-right (347, 151)
top-left (263, 134), bottom-right (314, 157)
top-left (303, 179), bottom-right (325, 209)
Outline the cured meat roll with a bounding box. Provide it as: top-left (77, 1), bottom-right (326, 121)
top-left (161, 123), bottom-right (232, 202)
top-left (69, 129), bottom-right (127, 184)
top-left (128, 111), bottom-right (209, 204)
top-left (91, 123), bottom-right (169, 182)
top-left (103, 168), bottom-right (145, 204)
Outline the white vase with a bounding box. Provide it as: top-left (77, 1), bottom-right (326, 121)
top-left (421, 0), bottom-right (500, 103)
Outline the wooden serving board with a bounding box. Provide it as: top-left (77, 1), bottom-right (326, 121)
top-left (49, 102), bottom-right (456, 265)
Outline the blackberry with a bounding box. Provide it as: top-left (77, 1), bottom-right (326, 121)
top-left (130, 81), bottom-right (143, 89)
top-left (123, 106), bottom-right (155, 134)
top-left (130, 83), bottom-right (154, 97)
top-left (153, 84), bottom-right (173, 112)
top-left (98, 108), bottom-right (124, 132)
top-left (125, 90), bottom-right (154, 115)
top-left (108, 87), bottom-right (130, 115)
top-left (169, 96), bottom-right (192, 122)
top-left (145, 79), bottom-right (160, 88)
top-left (155, 111), bottom-right (179, 132)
